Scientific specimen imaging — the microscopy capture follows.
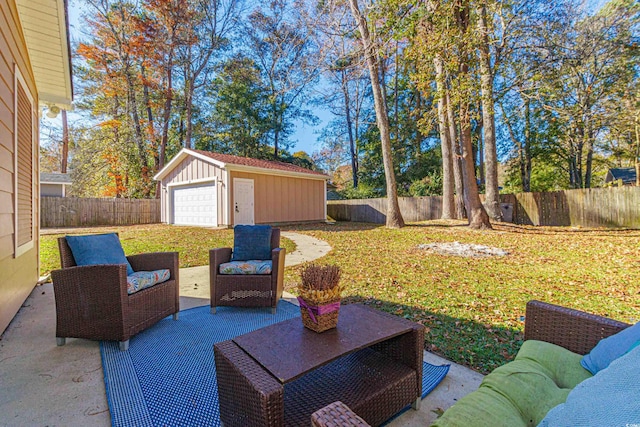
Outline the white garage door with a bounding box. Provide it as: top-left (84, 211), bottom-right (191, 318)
top-left (172, 184), bottom-right (217, 226)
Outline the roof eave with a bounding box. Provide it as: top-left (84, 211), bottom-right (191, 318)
top-left (225, 163), bottom-right (329, 180)
top-left (154, 149), bottom-right (329, 181)
top-left (17, 0), bottom-right (74, 110)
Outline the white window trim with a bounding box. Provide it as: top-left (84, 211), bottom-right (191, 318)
top-left (14, 66), bottom-right (36, 258)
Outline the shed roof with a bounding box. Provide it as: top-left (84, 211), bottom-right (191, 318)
top-left (154, 149), bottom-right (329, 181)
top-left (606, 167), bottom-right (636, 184)
top-left (40, 172), bottom-right (72, 184)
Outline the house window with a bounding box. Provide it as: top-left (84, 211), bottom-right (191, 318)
top-left (14, 67), bottom-right (35, 257)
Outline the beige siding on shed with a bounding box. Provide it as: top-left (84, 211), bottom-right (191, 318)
top-left (230, 171), bottom-right (325, 224)
top-left (160, 155), bottom-right (225, 225)
top-left (0, 0), bottom-right (40, 334)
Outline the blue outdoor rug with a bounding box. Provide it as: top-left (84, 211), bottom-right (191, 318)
top-left (101, 301), bottom-right (450, 427)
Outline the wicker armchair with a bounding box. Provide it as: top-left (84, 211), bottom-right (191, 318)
top-left (209, 228), bottom-right (285, 314)
top-left (51, 236), bottom-right (180, 351)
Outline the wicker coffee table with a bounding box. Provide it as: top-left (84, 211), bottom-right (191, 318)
top-left (213, 304), bottom-right (425, 426)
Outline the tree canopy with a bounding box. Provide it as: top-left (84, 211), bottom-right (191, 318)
top-left (44, 0), bottom-right (638, 219)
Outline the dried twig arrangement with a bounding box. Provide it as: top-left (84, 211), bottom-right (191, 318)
top-left (298, 264), bottom-right (342, 304)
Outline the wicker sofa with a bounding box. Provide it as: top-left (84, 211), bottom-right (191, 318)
top-left (312, 300), bottom-right (632, 427)
top-left (432, 300), bottom-right (631, 426)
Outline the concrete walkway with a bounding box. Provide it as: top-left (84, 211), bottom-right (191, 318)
top-left (0, 232), bottom-right (483, 427)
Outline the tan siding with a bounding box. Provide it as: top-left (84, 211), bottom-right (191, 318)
top-left (229, 170), bottom-right (325, 224)
top-left (0, 129), bottom-right (13, 170)
top-left (0, 0), bottom-right (39, 335)
top-left (0, 191), bottom-right (12, 213)
top-left (0, 167), bottom-right (12, 193)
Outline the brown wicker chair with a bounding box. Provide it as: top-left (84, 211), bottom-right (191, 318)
top-left (51, 236), bottom-right (180, 351)
top-left (209, 228), bottom-right (285, 314)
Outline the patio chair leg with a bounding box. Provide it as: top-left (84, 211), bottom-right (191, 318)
top-left (210, 307), bottom-right (216, 314)
top-left (119, 340), bottom-right (130, 351)
top-left (173, 313), bottom-right (179, 320)
top-left (271, 307), bottom-right (276, 314)
top-left (56, 337), bottom-right (66, 346)
top-left (412, 397), bottom-right (421, 410)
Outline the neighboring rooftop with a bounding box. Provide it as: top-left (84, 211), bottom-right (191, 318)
top-left (605, 167), bottom-right (637, 185)
top-left (40, 172), bottom-right (73, 184)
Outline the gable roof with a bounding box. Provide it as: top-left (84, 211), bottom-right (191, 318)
top-left (40, 172), bottom-right (72, 184)
top-left (606, 167), bottom-right (636, 185)
top-left (154, 148), bottom-right (328, 181)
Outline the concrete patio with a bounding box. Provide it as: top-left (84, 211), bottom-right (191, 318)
top-left (0, 232), bottom-right (483, 426)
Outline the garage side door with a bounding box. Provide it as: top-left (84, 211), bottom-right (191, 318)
top-left (172, 183), bottom-right (217, 226)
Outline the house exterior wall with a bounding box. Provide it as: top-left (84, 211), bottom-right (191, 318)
top-left (0, 0), bottom-right (40, 334)
top-left (229, 171), bottom-right (326, 225)
top-left (41, 183), bottom-right (64, 197)
top-left (159, 155), bottom-right (225, 225)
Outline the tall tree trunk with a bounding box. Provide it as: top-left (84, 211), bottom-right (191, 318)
top-left (185, 79), bottom-right (194, 150)
top-left (272, 97), bottom-right (280, 159)
top-left (342, 70), bottom-right (359, 188)
top-left (636, 118), bottom-right (640, 186)
top-left (523, 97), bottom-right (532, 191)
top-left (434, 56), bottom-right (455, 219)
top-left (125, 72), bottom-right (150, 195)
top-left (160, 51), bottom-right (174, 173)
top-left (455, 1), bottom-right (491, 230)
top-left (61, 110), bottom-right (69, 174)
top-left (447, 92), bottom-right (465, 219)
top-left (141, 65), bottom-right (158, 176)
top-left (584, 119), bottom-right (594, 188)
top-left (477, 2), bottom-right (501, 221)
top-left (394, 41), bottom-right (399, 146)
top-left (459, 98), bottom-right (491, 229)
top-left (348, 0), bottom-right (404, 228)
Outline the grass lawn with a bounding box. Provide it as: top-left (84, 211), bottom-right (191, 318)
top-left (40, 221), bottom-right (640, 374)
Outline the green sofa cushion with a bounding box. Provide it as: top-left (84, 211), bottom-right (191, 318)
top-left (432, 340), bottom-right (592, 427)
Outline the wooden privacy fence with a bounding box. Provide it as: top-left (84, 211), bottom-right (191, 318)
top-left (327, 186), bottom-right (640, 229)
top-left (41, 197), bottom-right (161, 228)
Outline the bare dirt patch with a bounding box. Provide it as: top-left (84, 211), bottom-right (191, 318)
top-left (418, 241), bottom-right (509, 258)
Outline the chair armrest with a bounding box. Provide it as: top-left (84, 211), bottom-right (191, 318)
top-left (271, 248), bottom-right (286, 303)
top-left (52, 264), bottom-right (128, 298)
top-left (128, 252), bottom-right (179, 279)
top-left (51, 264), bottom-right (129, 327)
top-left (524, 300), bottom-right (630, 355)
top-left (210, 248), bottom-right (232, 285)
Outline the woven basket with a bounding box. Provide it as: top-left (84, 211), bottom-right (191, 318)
top-left (299, 297), bottom-right (341, 333)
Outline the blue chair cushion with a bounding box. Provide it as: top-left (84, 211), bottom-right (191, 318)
top-left (581, 321), bottom-right (640, 374)
top-left (126, 269), bottom-right (171, 294)
top-left (219, 260), bottom-right (273, 275)
top-left (66, 233), bottom-right (134, 275)
top-left (231, 225), bottom-right (272, 261)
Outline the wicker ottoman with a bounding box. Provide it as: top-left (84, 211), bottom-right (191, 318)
top-left (311, 401), bottom-right (371, 427)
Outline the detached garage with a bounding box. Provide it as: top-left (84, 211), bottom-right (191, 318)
top-left (154, 149), bottom-right (329, 227)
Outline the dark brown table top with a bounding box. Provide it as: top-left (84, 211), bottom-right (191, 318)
top-left (232, 304), bottom-right (413, 383)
